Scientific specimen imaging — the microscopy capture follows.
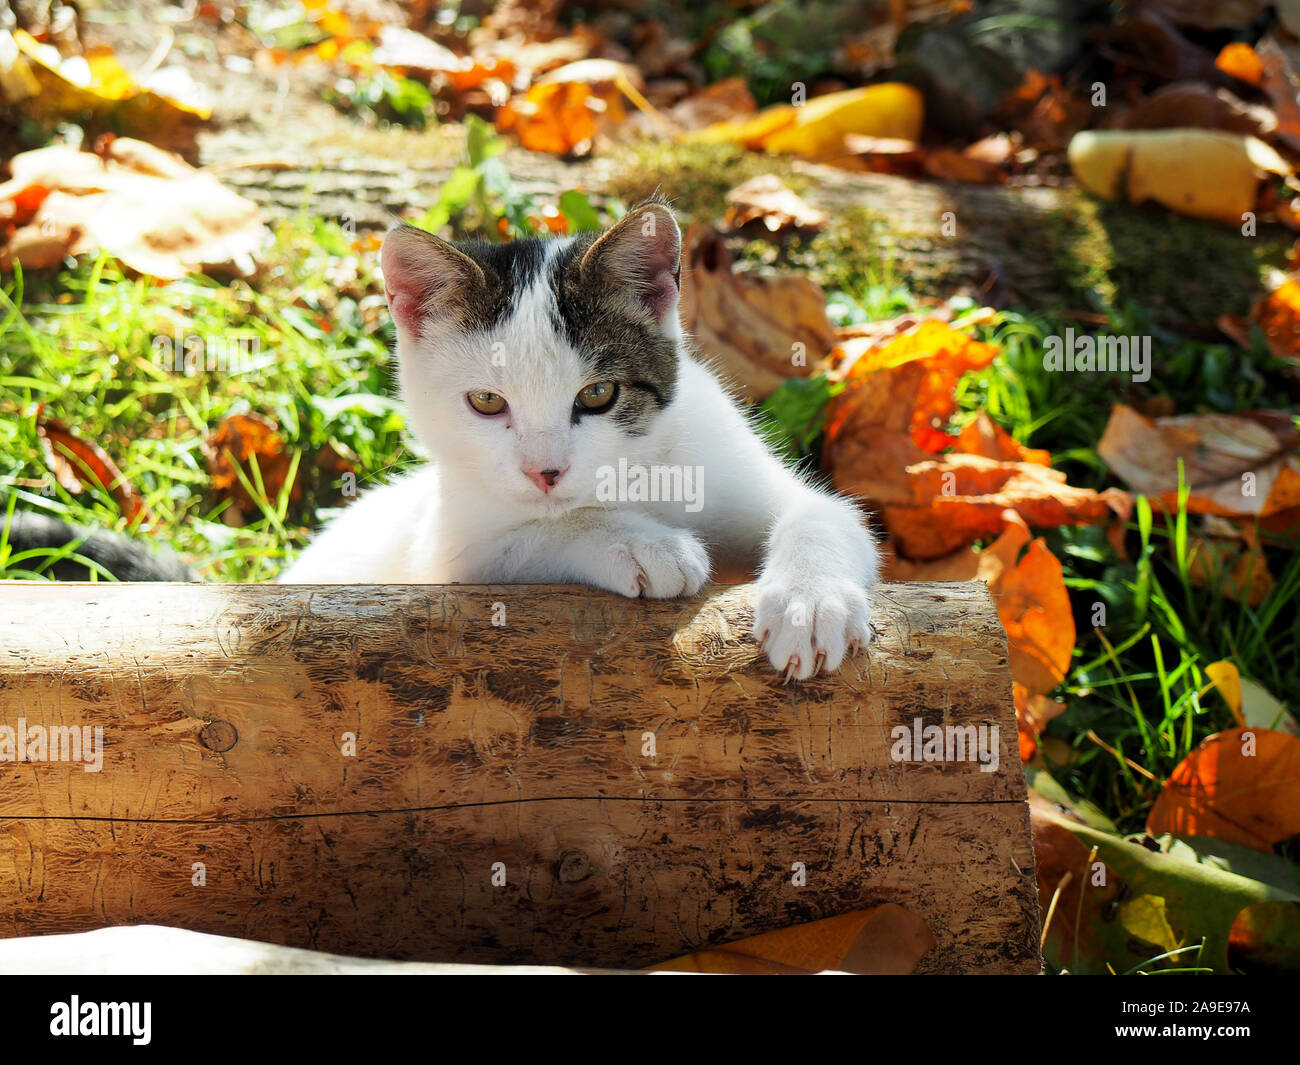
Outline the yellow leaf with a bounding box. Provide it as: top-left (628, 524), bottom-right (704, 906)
top-left (1120, 895), bottom-right (1180, 953)
top-left (761, 83), bottom-right (924, 159)
top-left (1068, 129), bottom-right (1290, 224)
top-left (1205, 661), bottom-right (1244, 724)
top-left (680, 104), bottom-right (798, 148)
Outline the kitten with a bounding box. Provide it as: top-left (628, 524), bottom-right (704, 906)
top-left (280, 202), bottom-right (879, 680)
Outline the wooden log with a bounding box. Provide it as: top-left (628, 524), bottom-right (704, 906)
top-left (0, 581), bottom-right (1041, 972)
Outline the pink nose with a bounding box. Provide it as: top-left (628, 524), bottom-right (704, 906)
top-left (523, 467), bottom-right (565, 493)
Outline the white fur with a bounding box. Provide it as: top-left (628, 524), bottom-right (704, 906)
top-left (282, 227), bottom-right (880, 680)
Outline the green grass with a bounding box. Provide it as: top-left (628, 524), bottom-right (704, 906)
top-left (0, 215), bottom-right (408, 582)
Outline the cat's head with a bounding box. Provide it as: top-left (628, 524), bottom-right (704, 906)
top-left (380, 202), bottom-right (683, 512)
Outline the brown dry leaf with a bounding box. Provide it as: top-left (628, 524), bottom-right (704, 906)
top-left (666, 77), bottom-right (756, 131)
top-left (677, 225), bottom-right (836, 401)
top-left (647, 904), bottom-right (935, 975)
top-left (1147, 727), bottom-right (1300, 852)
top-left (1117, 82), bottom-right (1276, 139)
top-left (0, 138), bottom-right (268, 279)
top-left (722, 174), bottom-right (828, 236)
top-left (1258, 32), bottom-right (1300, 153)
top-left (1098, 404), bottom-right (1300, 519)
top-left (840, 134), bottom-right (925, 176)
top-left (921, 147), bottom-right (1006, 185)
top-left (203, 413), bottom-right (299, 521)
top-left (36, 411), bottom-right (150, 525)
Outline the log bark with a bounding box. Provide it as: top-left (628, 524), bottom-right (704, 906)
top-left (0, 580), bottom-right (1040, 972)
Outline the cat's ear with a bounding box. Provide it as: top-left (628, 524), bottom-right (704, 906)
top-left (380, 224), bottom-right (486, 338)
top-left (580, 202), bottom-right (681, 326)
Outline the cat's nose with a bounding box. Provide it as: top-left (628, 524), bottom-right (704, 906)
top-left (523, 466), bottom-right (566, 493)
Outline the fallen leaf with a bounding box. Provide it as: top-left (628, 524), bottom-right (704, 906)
top-left (680, 104), bottom-right (799, 149)
top-left (825, 319), bottom-right (999, 452)
top-left (888, 510), bottom-right (1074, 756)
top-left (761, 83), bottom-right (924, 160)
top-left (1205, 661), bottom-right (1298, 735)
top-left (995, 68), bottom-right (1091, 153)
top-left (1097, 404), bottom-right (1300, 519)
top-left (1184, 534), bottom-right (1274, 606)
top-left (495, 78), bottom-right (623, 156)
top-left (203, 412), bottom-right (299, 521)
top-left (921, 146), bottom-right (1005, 185)
top-left (840, 134), bottom-right (925, 176)
top-left (0, 29), bottom-right (208, 152)
top-left (953, 411), bottom-right (1050, 466)
top-left (1032, 790), bottom-right (1300, 974)
top-left (1216, 42), bottom-right (1264, 87)
top-left (1117, 82), bottom-right (1275, 139)
top-left (1251, 277), bottom-right (1300, 367)
top-left (677, 225), bottom-right (836, 400)
top-left (36, 411), bottom-right (150, 525)
top-left (1258, 32), bottom-right (1300, 153)
top-left (722, 174), bottom-right (827, 236)
top-left (0, 139), bottom-right (269, 279)
top-left (647, 904), bottom-right (935, 974)
top-left (1147, 728), bottom-right (1300, 852)
top-left (666, 77), bottom-right (756, 131)
top-left (683, 83), bottom-right (923, 160)
top-left (1068, 129), bottom-right (1290, 225)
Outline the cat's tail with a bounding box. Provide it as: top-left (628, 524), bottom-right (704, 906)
top-left (1, 510), bottom-right (198, 582)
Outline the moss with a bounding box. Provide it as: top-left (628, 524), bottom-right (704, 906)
top-left (1042, 194), bottom-right (1291, 321)
top-left (601, 140), bottom-right (811, 221)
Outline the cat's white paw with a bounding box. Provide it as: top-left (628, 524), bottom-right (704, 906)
top-left (599, 530), bottom-right (711, 599)
top-left (752, 578), bottom-right (871, 681)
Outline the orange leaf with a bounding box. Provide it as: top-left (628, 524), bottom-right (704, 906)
top-left (35, 411), bottom-right (150, 525)
top-left (496, 80), bottom-right (624, 155)
top-left (648, 904), bottom-right (936, 974)
top-left (826, 319), bottom-right (998, 452)
top-left (1147, 727), bottom-right (1300, 852)
top-left (202, 412), bottom-right (299, 519)
top-left (953, 411), bottom-right (1050, 465)
top-left (1216, 42), bottom-right (1264, 87)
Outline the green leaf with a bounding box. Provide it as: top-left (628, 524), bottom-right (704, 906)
top-left (559, 190), bottom-right (602, 233)
top-left (757, 374), bottom-right (841, 464)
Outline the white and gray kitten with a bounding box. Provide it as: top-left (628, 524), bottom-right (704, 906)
top-left (282, 202), bottom-right (879, 679)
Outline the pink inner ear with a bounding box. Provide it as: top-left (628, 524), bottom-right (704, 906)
top-left (644, 267), bottom-right (679, 321)
top-left (381, 233), bottom-right (444, 339)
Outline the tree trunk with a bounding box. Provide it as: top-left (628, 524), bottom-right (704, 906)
top-left (0, 580), bottom-right (1040, 972)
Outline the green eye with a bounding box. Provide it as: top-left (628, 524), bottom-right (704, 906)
top-left (468, 390), bottom-right (507, 415)
top-left (576, 381), bottom-right (618, 412)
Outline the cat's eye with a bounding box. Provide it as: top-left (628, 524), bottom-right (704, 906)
top-left (576, 381), bottom-right (618, 413)
top-left (467, 390), bottom-right (507, 416)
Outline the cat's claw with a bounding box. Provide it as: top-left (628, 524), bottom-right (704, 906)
top-left (752, 579), bottom-right (871, 681)
top-left (602, 530), bottom-right (710, 599)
